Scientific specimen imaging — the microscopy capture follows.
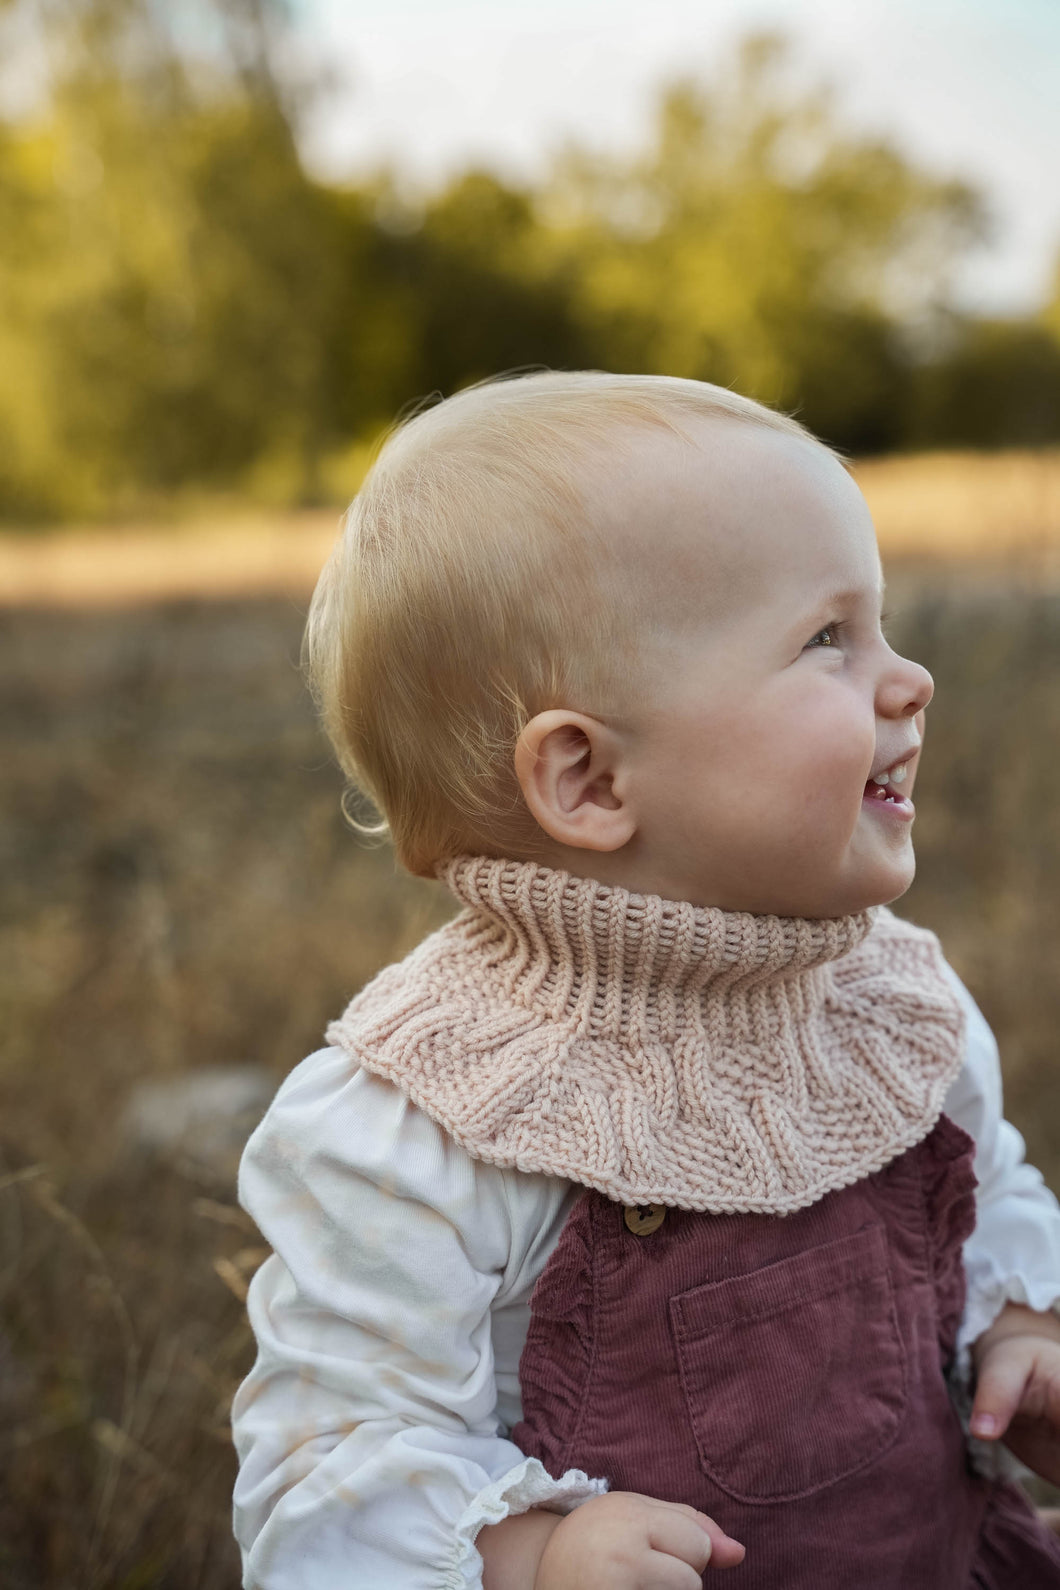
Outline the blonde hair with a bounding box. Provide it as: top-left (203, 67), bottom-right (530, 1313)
top-left (303, 370), bottom-right (832, 875)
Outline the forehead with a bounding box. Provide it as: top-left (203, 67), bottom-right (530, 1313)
top-left (589, 417), bottom-right (881, 626)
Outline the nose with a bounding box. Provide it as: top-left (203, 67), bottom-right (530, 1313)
top-left (878, 647), bottom-right (933, 719)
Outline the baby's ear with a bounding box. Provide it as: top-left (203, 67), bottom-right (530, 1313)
top-left (514, 710), bottom-right (636, 853)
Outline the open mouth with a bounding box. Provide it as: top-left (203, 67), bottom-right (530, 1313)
top-left (863, 760), bottom-right (913, 811)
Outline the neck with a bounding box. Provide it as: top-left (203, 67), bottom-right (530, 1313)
top-left (495, 838), bottom-right (870, 917)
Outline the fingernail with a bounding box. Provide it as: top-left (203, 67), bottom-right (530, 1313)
top-left (972, 1414), bottom-right (998, 1437)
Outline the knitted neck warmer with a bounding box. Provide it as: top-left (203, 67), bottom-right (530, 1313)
top-left (326, 856), bottom-right (966, 1215)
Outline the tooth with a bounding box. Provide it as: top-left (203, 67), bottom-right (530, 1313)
top-left (890, 763), bottom-right (908, 784)
top-left (875, 772), bottom-right (890, 786)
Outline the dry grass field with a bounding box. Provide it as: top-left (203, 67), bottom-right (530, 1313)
top-left (1, 448), bottom-right (1059, 607)
top-left (2, 450), bottom-right (1060, 1586)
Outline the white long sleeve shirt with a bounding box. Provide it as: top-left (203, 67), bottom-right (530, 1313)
top-left (232, 972), bottom-right (1060, 1590)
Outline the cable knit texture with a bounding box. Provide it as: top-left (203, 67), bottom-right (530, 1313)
top-left (325, 857), bottom-right (967, 1215)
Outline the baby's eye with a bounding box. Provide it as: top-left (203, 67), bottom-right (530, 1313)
top-left (805, 624), bottom-right (841, 649)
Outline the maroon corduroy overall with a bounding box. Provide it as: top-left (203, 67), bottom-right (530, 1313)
top-left (512, 1115), bottom-right (1060, 1588)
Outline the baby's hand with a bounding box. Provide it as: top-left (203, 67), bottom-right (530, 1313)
top-left (971, 1302), bottom-right (1060, 1483)
top-left (535, 1491), bottom-right (745, 1589)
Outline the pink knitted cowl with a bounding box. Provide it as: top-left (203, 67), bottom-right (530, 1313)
top-left (325, 856), bottom-right (966, 1216)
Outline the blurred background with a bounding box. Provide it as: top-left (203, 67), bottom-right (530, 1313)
top-left (2, 0), bottom-right (1060, 1584)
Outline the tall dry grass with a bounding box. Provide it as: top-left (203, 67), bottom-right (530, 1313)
top-left (0, 600), bottom-right (453, 1588)
top-left (2, 451), bottom-right (1060, 1585)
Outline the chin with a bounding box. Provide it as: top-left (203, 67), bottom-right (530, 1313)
top-left (805, 860), bottom-right (916, 920)
top-left (852, 864), bottom-right (916, 915)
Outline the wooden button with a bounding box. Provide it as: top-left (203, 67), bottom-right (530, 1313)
top-left (623, 1203), bottom-right (666, 1236)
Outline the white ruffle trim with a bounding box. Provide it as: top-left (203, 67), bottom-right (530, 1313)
top-left (955, 1270), bottom-right (1060, 1384)
top-left (442, 1458), bottom-right (608, 1589)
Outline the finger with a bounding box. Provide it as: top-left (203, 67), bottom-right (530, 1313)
top-left (971, 1343), bottom-right (1034, 1440)
top-left (642, 1560), bottom-right (703, 1590)
top-left (662, 1505), bottom-right (746, 1568)
top-left (647, 1512), bottom-right (713, 1573)
top-left (1035, 1358), bottom-right (1060, 1426)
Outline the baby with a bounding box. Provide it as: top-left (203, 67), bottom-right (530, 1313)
top-left (232, 373), bottom-right (1060, 1589)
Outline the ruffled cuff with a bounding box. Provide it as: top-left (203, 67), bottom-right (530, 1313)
top-left (442, 1457), bottom-right (608, 1590)
top-left (956, 1266), bottom-right (1060, 1385)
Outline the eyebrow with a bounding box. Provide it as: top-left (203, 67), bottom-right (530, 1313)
top-left (814, 582), bottom-right (887, 610)
top-left (786, 582), bottom-right (887, 644)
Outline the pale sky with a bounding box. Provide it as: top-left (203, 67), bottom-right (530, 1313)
top-left (294, 0), bottom-right (1060, 314)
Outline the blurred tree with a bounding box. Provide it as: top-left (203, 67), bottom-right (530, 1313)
top-left (1044, 251), bottom-right (1060, 346)
top-left (534, 34), bottom-right (989, 452)
top-left (397, 171), bottom-right (590, 398)
top-left (300, 170), bottom-right (592, 477)
top-left (0, 12), bottom-right (1054, 523)
top-left (909, 317), bottom-right (1060, 447)
top-left (0, 0), bottom-right (351, 516)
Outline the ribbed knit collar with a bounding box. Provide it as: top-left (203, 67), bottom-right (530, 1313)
top-left (443, 855), bottom-right (875, 1043)
top-left (327, 855), bottom-right (966, 1214)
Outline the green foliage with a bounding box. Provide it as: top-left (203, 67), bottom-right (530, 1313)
top-left (531, 35), bottom-right (989, 451)
top-left (0, 0), bottom-right (350, 517)
top-left (396, 171), bottom-right (592, 397)
top-left (911, 319), bottom-right (1060, 447)
top-left (0, 11), bottom-right (1058, 522)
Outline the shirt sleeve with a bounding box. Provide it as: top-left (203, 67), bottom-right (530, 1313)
top-left (232, 1048), bottom-right (605, 1590)
top-left (940, 969), bottom-right (1060, 1371)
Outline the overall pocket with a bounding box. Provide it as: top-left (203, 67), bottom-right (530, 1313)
top-left (669, 1222), bottom-right (907, 1503)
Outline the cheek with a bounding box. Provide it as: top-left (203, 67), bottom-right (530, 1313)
top-left (787, 711), bottom-right (874, 831)
top-left (760, 691), bottom-right (873, 787)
